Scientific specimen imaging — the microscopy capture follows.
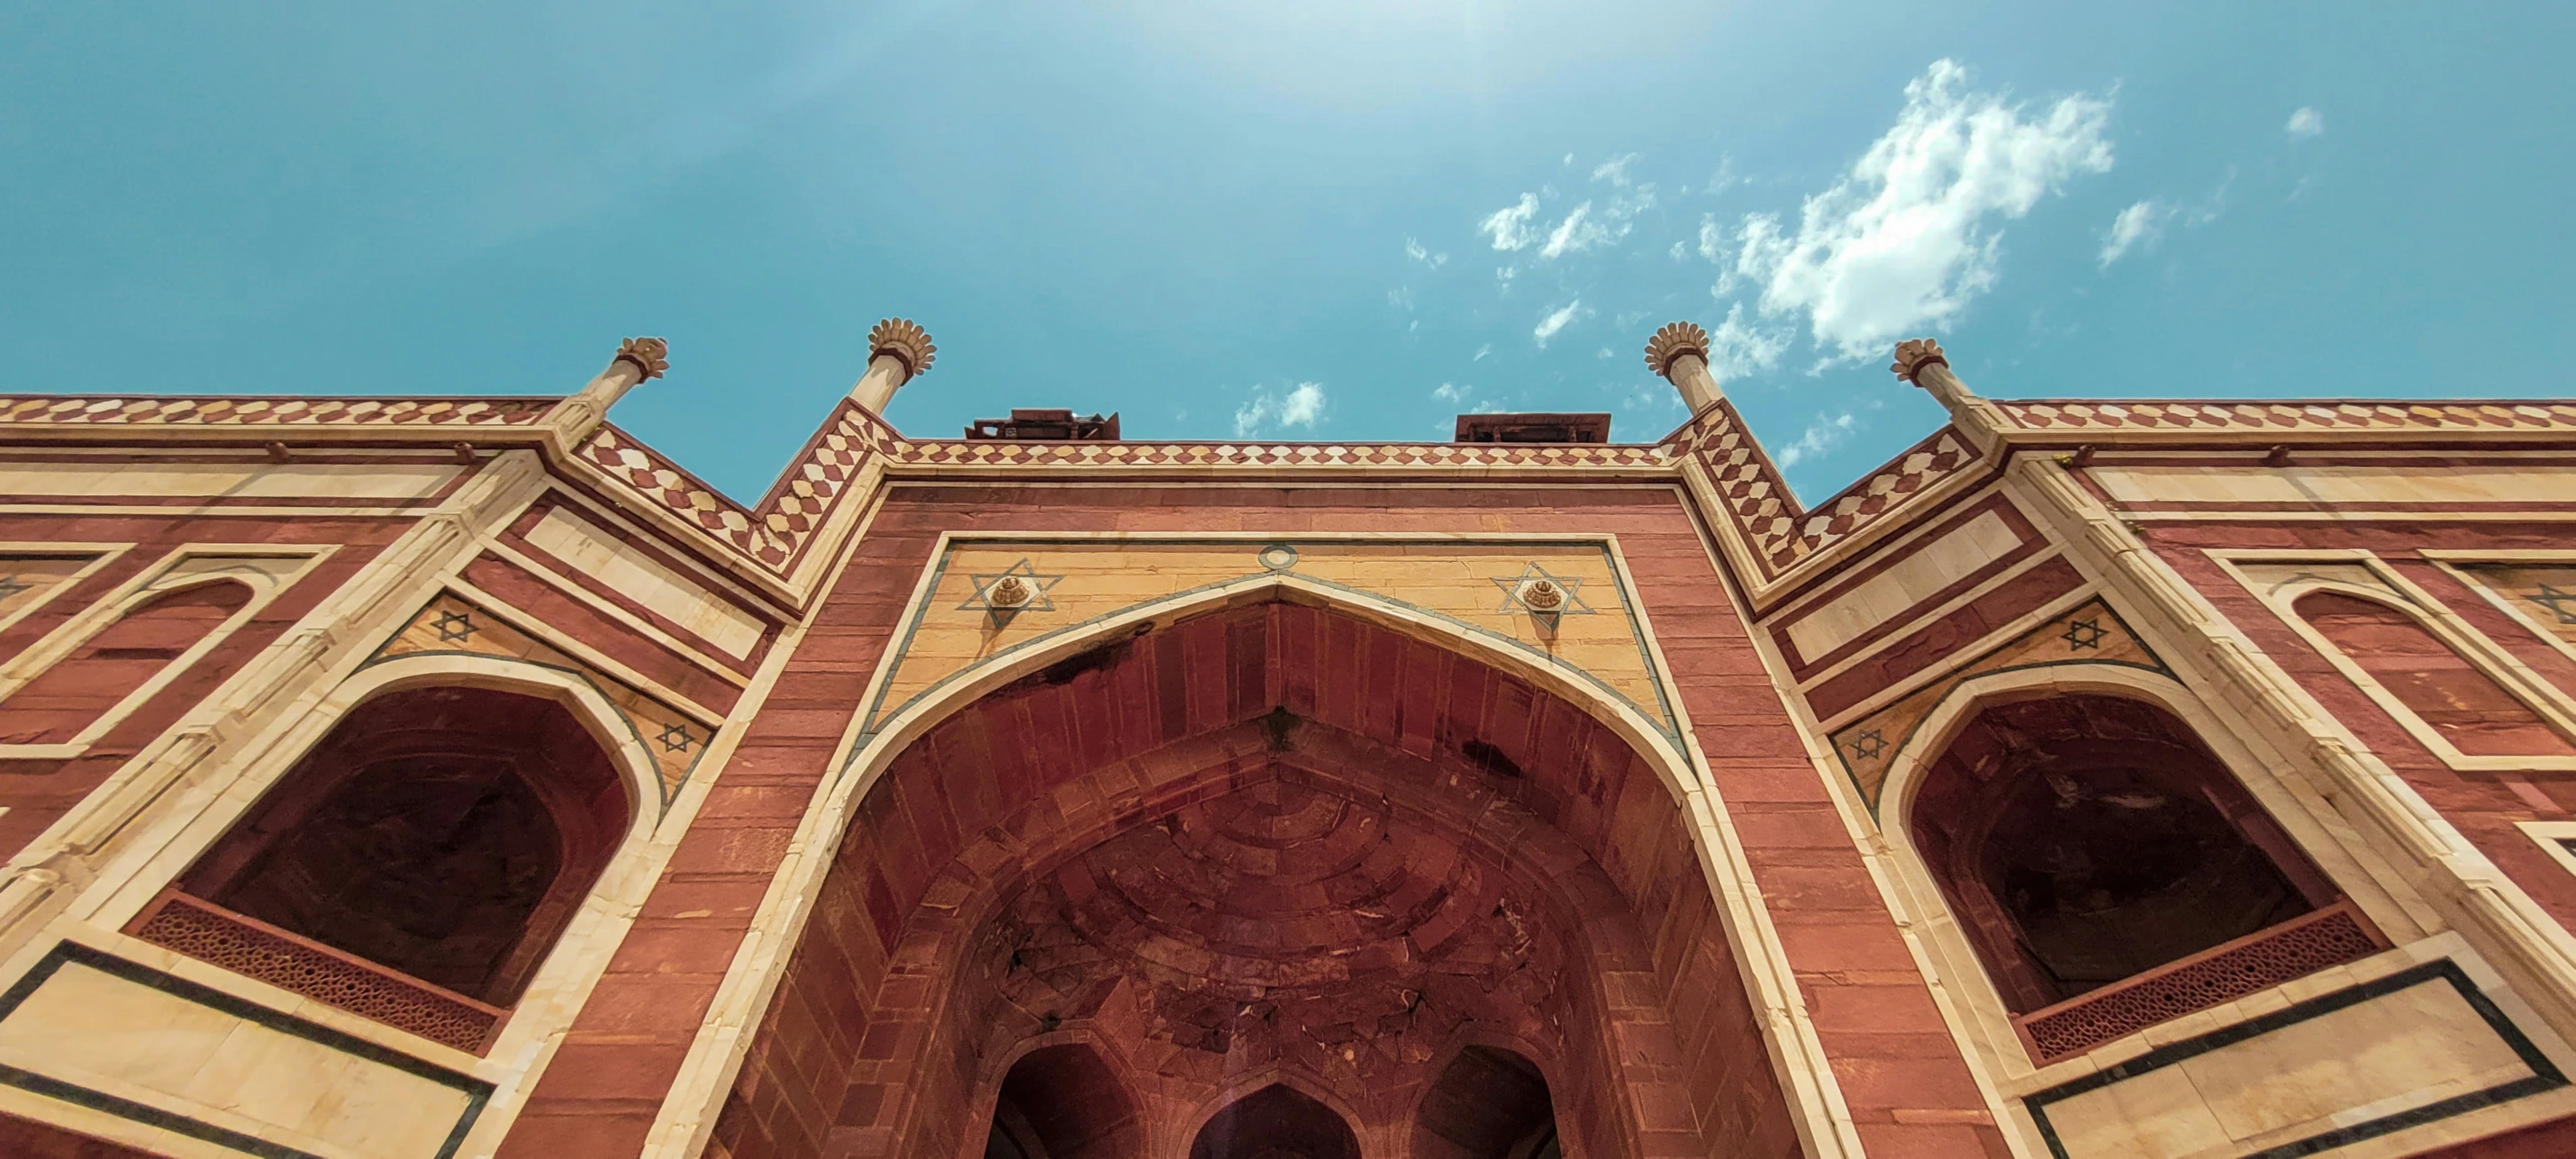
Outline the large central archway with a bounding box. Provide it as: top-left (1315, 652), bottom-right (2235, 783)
top-left (709, 596), bottom-right (1800, 1158)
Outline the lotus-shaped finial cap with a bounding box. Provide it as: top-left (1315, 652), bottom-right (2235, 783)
top-left (868, 318), bottom-right (937, 378)
top-left (1891, 338), bottom-right (1948, 385)
top-left (614, 337), bottom-right (669, 380)
top-left (1643, 321), bottom-right (1711, 380)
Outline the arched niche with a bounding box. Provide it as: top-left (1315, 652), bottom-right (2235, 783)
top-left (2294, 588), bottom-right (2576, 758)
top-left (1189, 1084), bottom-right (1359, 1159)
top-left (163, 684), bottom-right (630, 1008)
top-left (0, 579), bottom-right (249, 745)
top-left (1411, 1045), bottom-right (1558, 1159)
top-left (713, 596), bottom-right (1804, 1159)
top-left (1908, 692), bottom-right (2346, 1014)
top-left (981, 1042), bottom-right (1142, 1159)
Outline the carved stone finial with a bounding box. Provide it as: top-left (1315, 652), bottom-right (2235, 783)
top-left (986, 575), bottom-right (1034, 609)
top-left (614, 337), bottom-right (669, 380)
top-left (1643, 321), bottom-right (1712, 380)
top-left (1520, 578), bottom-right (1566, 611)
top-left (868, 318), bottom-right (937, 378)
top-left (1890, 338), bottom-right (1948, 384)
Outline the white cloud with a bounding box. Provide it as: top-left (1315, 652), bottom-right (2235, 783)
top-left (1540, 201), bottom-right (1620, 258)
top-left (1533, 299), bottom-right (1589, 347)
top-left (1669, 240), bottom-right (1687, 260)
top-left (1696, 213), bottom-right (1727, 262)
top-left (1704, 155), bottom-right (1744, 195)
top-left (1404, 236), bottom-right (1447, 268)
top-left (1477, 194), bottom-right (1541, 251)
top-left (2098, 199), bottom-right (2171, 267)
top-left (1706, 302), bottom-right (1791, 381)
top-left (2286, 107), bottom-right (2325, 140)
top-left (1433, 382), bottom-right (1472, 403)
top-left (1386, 286), bottom-right (1416, 311)
top-left (1234, 382), bottom-right (1328, 437)
top-left (1736, 59), bottom-right (2115, 361)
top-left (1592, 153), bottom-right (1641, 186)
top-left (1473, 343), bottom-right (1492, 361)
top-left (1774, 410), bottom-right (1859, 469)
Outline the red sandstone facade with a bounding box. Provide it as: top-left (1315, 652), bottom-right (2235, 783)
top-left (4, 324), bottom-right (2576, 1158)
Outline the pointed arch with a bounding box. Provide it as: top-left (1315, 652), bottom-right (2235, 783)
top-left (978, 1038), bottom-right (1143, 1159)
top-left (1411, 1044), bottom-right (1559, 1159)
top-left (703, 591), bottom-right (1825, 1159)
top-left (2290, 586), bottom-right (2576, 760)
top-left (1184, 1082), bottom-right (1361, 1159)
top-left (1872, 664), bottom-right (2382, 1064)
top-left (122, 654), bottom-right (665, 1052)
top-left (840, 573), bottom-right (1699, 807)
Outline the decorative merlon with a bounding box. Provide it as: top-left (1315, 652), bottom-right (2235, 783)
top-left (866, 318), bottom-right (937, 379)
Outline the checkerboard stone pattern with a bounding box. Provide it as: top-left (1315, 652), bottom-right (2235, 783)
top-left (1667, 401), bottom-right (1973, 577)
top-left (885, 438), bottom-right (1671, 468)
top-left (0, 395), bottom-right (554, 426)
top-left (1998, 399), bottom-right (2576, 431)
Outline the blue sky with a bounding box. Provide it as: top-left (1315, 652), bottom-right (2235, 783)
top-left (5, 4), bottom-right (2569, 502)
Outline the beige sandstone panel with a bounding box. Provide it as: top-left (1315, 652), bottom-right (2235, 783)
top-left (866, 539), bottom-right (1672, 735)
top-left (523, 506), bottom-right (765, 658)
top-left (1782, 508), bottom-right (2023, 663)
top-left (2457, 564), bottom-right (2576, 651)
top-left (0, 555), bottom-right (100, 625)
top-left (376, 592), bottom-right (712, 804)
top-left (2089, 465), bottom-right (2576, 507)
top-left (0, 461), bottom-right (459, 501)
top-left (0, 957), bottom-right (478, 1159)
top-left (2038, 970), bottom-right (2544, 1158)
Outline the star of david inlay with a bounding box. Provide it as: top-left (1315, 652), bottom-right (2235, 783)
top-left (1490, 563), bottom-right (1596, 621)
top-left (433, 610), bottom-right (478, 643)
top-left (1848, 729), bottom-right (1886, 761)
top-left (2061, 617), bottom-right (2107, 650)
top-left (958, 559), bottom-right (1064, 624)
top-left (2530, 584), bottom-right (2576, 625)
top-left (658, 722), bottom-right (696, 753)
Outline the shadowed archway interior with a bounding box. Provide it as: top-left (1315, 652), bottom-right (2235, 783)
top-left (1190, 1084), bottom-right (1361, 1159)
top-left (1908, 693), bottom-right (2341, 1013)
top-left (713, 596), bottom-right (1801, 1158)
top-left (173, 685), bottom-right (630, 1005)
